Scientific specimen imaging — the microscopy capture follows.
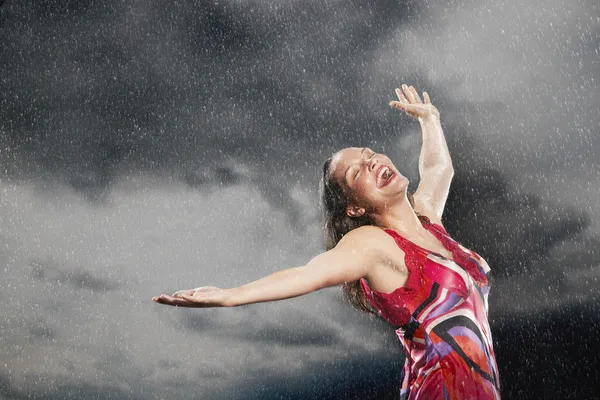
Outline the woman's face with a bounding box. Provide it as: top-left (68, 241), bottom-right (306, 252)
top-left (330, 147), bottom-right (408, 215)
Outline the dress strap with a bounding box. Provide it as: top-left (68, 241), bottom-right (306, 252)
top-left (380, 215), bottom-right (441, 257)
top-left (381, 227), bottom-right (422, 254)
top-left (417, 214), bottom-right (444, 232)
top-left (419, 216), bottom-right (489, 286)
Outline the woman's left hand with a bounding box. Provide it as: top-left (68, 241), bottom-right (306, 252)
top-left (152, 286), bottom-right (232, 308)
top-left (389, 84), bottom-right (440, 121)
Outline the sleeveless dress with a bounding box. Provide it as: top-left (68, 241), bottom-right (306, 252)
top-left (359, 216), bottom-right (501, 399)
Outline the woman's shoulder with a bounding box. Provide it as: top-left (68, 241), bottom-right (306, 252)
top-left (342, 224), bottom-right (392, 242)
top-left (346, 227), bottom-right (410, 294)
top-left (339, 225), bottom-right (406, 263)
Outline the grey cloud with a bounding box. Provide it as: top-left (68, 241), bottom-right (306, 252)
top-left (156, 359), bottom-right (182, 371)
top-left (0, 372), bottom-right (17, 400)
top-left (425, 140), bottom-right (592, 276)
top-left (0, 1), bottom-right (419, 220)
top-left (28, 259), bottom-right (119, 292)
top-left (93, 348), bottom-right (135, 375)
top-left (180, 309), bottom-right (222, 332)
top-left (236, 321), bottom-right (340, 347)
top-left (183, 166), bottom-right (242, 188)
top-left (220, 303), bottom-right (600, 400)
top-left (229, 349), bottom-right (405, 400)
top-left (26, 321), bottom-right (56, 342)
top-left (493, 303), bottom-right (600, 400)
top-left (0, 370), bottom-right (141, 400)
top-left (1, 0), bottom-right (599, 399)
top-left (182, 309), bottom-right (342, 347)
top-left (2, 0), bottom-right (597, 239)
top-left (552, 234), bottom-right (600, 270)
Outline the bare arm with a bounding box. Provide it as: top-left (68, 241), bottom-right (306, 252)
top-left (391, 84), bottom-right (452, 169)
top-left (413, 113), bottom-right (454, 225)
top-left (390, 84), bottom-right (454, 224)
top-left (152, 226), bottom-right (389, 308)
top-left (226, 226), bottom-right (387, 307)
top-left (417, 115), bottom-right (453, 170)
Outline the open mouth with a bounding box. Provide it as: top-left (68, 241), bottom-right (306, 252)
top-left (376, 164), bottom-right (396, 188)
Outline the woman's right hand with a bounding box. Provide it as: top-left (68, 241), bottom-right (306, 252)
top-left (152, 286), bottom-right (233, 308)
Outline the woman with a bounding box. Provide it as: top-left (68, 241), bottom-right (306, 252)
top-left (153, 84), bottom-right (501, 399)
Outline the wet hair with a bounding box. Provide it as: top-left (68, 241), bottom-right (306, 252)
top-left (320, 156), bottom-right (423, 316)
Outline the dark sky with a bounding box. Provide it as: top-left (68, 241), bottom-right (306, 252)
top-left (1, 1), bottom-right (599, 399)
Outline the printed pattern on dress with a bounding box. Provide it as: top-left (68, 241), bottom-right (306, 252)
top-left (359, 216), bottom-right (500, 400)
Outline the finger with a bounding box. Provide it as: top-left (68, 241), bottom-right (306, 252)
top-left (153, 296), bottom-right (176, 305)
top-left (389, 101), bottom-right (408, 110)
top-left (180, 294), bottom-right (199, 303)
top-left (389, 102), bottom-right (420, 118)
top-left (395, 88), bottom-right (409, 103)
top-left (410, 86), bottom-right (423, 104)
top-left (153, 294), bottom-right (194, 307)
top-left (402, 84), bottom-right (416, 103)
top-left (153, 294), bottom-right (175, 305)
top-left (423, 91), bottom-right (431, 104)
top-left (161, 294), bottom-right (187, 303)
top-left (172, 290), bottom-right (192, 298)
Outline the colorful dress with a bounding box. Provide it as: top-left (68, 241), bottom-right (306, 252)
top-left (360, 215), bottom-right (501, 399)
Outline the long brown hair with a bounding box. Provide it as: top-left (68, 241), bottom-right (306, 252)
top-left (319, 156), bottom-right (423, 316)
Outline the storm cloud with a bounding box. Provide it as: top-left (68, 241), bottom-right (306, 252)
top-left (1, 0), bottom-right (599, 398)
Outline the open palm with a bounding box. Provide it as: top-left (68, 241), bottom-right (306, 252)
top-left (389, 84), bottom-right (440, 121)
top-left (152, 286), bottom-right (230, 308)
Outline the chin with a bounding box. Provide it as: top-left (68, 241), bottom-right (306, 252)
top-left (398, 177), bottom-right (410, 195)
top-left (392, 174), bottom-right (408, 189)
top-left (383, 178), bottom-right (407, 197)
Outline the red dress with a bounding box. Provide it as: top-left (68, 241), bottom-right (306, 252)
top-left (360, 216), bottom-right (501, 399)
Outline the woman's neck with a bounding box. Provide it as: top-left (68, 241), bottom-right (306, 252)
top-left (374, 197), bottom-right (426, 237)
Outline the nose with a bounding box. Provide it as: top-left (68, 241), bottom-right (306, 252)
top-left (368, 157), bottom-right (379, 172)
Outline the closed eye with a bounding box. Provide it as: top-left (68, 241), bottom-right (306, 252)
top-left (354, 150), bottom-right (375, 179)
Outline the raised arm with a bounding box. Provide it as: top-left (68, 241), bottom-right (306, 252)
top-left (413, 112), bottom-right (454, 225)
top-left (390, 84), bottom-right (454, 225)
top-left (152, 226), bottom-right (389, 308)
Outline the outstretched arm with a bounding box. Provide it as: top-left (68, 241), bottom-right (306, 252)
top-left (390, 84), bottom-right (454, 225)
top-left (153, 226), bottom-right (388, 308)
top-left (226, 237), bottom-right (376, 307)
